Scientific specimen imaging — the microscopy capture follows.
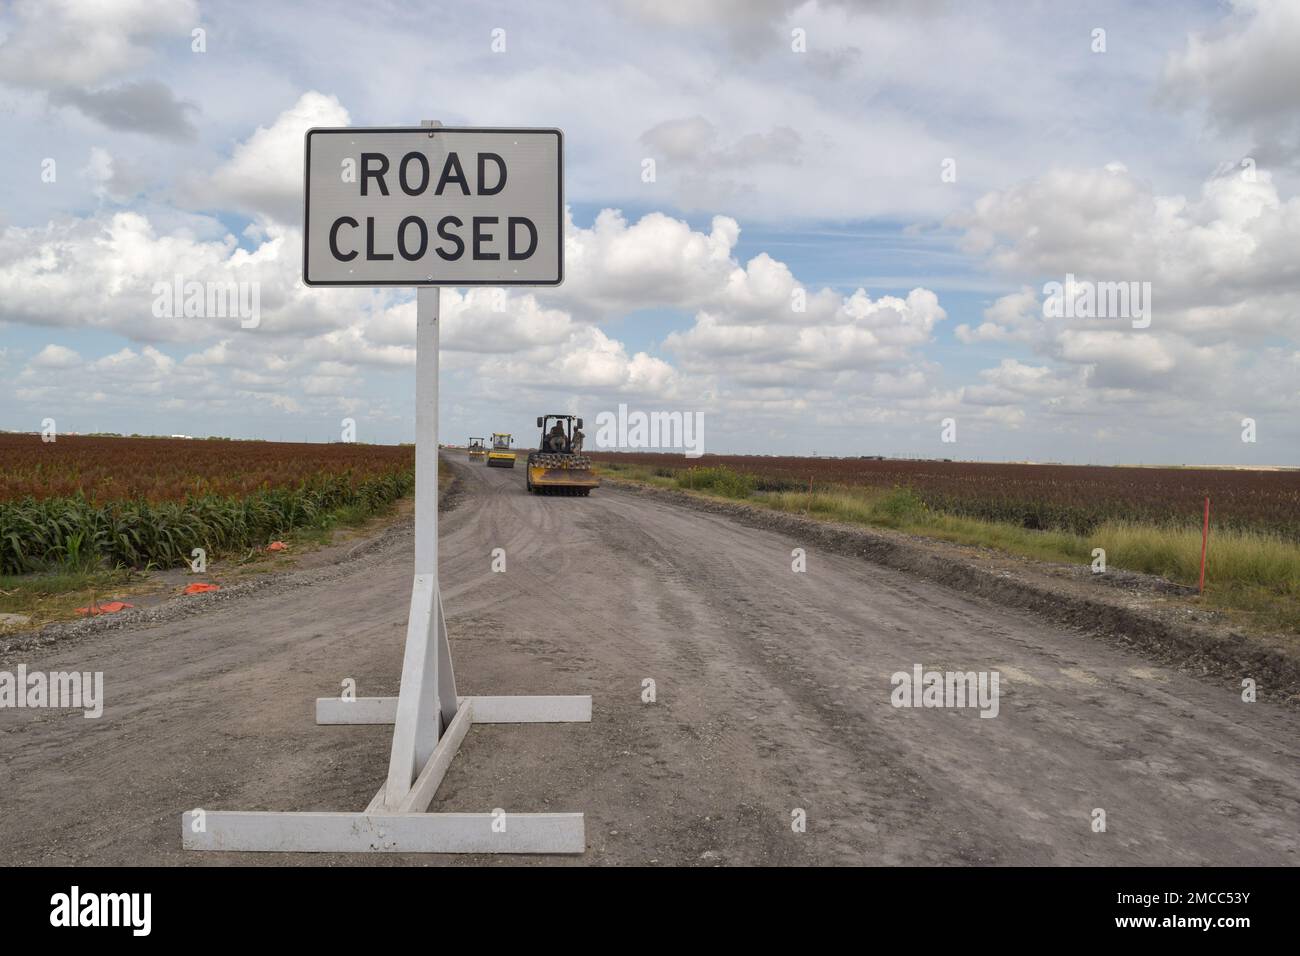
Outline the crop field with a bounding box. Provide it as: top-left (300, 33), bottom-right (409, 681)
top-left (0, 434), bottom-right (414, 574)
top-left (589, 453), bottom-right (1300, 539)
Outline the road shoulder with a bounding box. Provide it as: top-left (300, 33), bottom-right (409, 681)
top-left (600, 476), bottom-right (1300, 705)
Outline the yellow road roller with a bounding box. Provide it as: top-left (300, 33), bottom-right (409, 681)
top-left (487, 432), bottom-right (517, 468)
top-left (467, 437), bottom-right (486, 461)
top-left (526, 414), bottom-right (599, 495)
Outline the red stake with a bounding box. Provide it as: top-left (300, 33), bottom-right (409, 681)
top-left (1198, 496), bottom-right (1210, 594)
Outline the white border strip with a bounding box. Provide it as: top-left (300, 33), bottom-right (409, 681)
top-left (315, 694), bottom-right (591, 725)
top-left (182, 811), bottom-right (585, 854)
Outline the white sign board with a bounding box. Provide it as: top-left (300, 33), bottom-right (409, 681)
top-left (303, 127), bottom-right (563, 286)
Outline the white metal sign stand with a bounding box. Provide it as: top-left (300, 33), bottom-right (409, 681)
top-left (182, 121), bottom-right (588, 854)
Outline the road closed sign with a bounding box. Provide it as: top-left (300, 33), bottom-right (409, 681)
top-left (303, 127), bottom-right (563, 286)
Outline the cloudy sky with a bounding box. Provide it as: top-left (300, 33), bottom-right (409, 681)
top-left (1, 0), bottom-right (1298, 465)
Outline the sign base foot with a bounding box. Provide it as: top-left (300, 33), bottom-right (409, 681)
top-left (182, 695), bottom-right (589, 855)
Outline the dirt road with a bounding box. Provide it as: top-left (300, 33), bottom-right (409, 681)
top-left (2, 457), bottom-right (1297, 865)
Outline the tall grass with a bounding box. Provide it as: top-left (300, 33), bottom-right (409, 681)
top-left (1093, 521), bottom-right (1300, 595)
top-left (676, 466), bottom-right (756, 498)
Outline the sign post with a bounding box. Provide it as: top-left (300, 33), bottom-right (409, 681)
top-left (182, 121), bottom-right (588, 853)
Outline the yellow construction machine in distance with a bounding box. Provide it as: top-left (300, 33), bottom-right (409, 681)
top-left (526, 414), bottom-right (599, 495)
top-left (487, 432), bottom-right (517, 468)
top-left (467, 437), bottom-right (487, 461)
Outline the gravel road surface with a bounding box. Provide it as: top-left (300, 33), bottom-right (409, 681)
top-left (1, 457), bottom-right (1296, 865)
